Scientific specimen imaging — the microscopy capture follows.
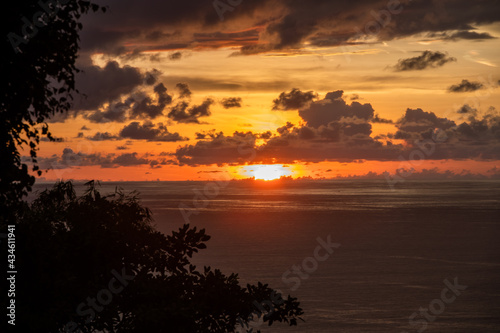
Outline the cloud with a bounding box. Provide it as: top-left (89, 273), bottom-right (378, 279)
top-left (298, 90), bottom-right (374, 128)
top-left (111, 153), bottom-right (150, 167)
top-left (429, 30), bottom-right (496, 41)
top-left (176, 83), bottom-right (192, 99)
top-left (167, 98), bottom-right (214, 123)
top-left (175, 131), bottom-right (259, 166)
top-left (144, 69), bottom-right (161, 85)
top-left (30, 148), bottom-right (177, 169)
top-left (372, 114), bottom-right (393, 124)
top-left (454, 111), bottom-right (500, 143)
top-left (78, 0), bottom-right (500, 56)
top-left (393, 108), bottom-right (456, 141)
top-left (174, 91), bottom-right (500, 166)
top-left (456, 104), bottom-right (478, 115)
top-left (119, 121), bottom-right (188, 141)
top-left (86, 132), bottom-right (120, 141)
top-left (393, 51), bottom-right (457, 71)
top-left (129, 83), bottom-right (173, 119)
top-left (221, 97), bottom-right (242, 109)
top-left (448, 79), bottom-right (484, 93)
top-left (73, 61), bottom-right (144, 111)
top-left (272, 88), bottom-right (318, 110)
top-left (85, 98), bottom-right (134, 123)
top-left (169, 52), bottom-right (183, 60)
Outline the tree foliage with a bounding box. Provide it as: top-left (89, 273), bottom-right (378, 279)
top-left (0, 0), bottom-right (104, 208)
top-left (10, 182), bottom-right (303, 332)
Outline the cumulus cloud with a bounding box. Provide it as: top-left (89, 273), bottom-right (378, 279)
top-left (393, 108), bottom-right (456, 141)
top-left (175, 131), bottom-right (259, 166)
top-left (448, 79), bottom-right (484, 93)
top-left (221, 97), bottom-right (242, 109)
top-left (457, 104), bottom-right (478, 115)
top-left (130, 83), bottom-right (173, 119)
top-left (393, 51), bottom-right (457, 71)
top-left (86, 132), bottom-right (120, 141)
top-left (73, 61), bottom-right (144, 111)
top-left (169, 52), bottom-right (183, 60)
top-left (83, 82), bottom-right (217, 124)
top-left (455, 111), bottom-right (500, 143)
top-left (173, 91), bottom-right (500, 166)
top-left (119, 121), bottom-right (188, 141)
top-left (298, 90), bottom-right (374, 128)
top-left (167, 98), bottom-right (214, 123)
top-left (272, 88), bottom-right (318, 110)
top-left (31, 148), bottom-right (176, 169)
top-left (85, 97), bottom-right (134, 123)
top-left (176, 83), bottom-right (192, 99)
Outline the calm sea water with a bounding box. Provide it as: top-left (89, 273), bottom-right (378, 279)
top-left (33, 180), bottom-right (500, 332)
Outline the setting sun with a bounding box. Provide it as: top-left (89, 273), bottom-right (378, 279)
top-left (241, 164), bottom-right (293, 181)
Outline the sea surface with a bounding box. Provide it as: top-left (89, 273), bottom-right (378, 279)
top-left (33, 180), bottom-right (500, 332)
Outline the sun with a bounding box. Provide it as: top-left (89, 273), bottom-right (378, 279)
top-left (242, 164), bottom-right (293, 181)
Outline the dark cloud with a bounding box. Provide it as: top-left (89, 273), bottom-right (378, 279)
top-left (87, 132), bottom-right (119, 141)
top-left (393, 51), bottom-right (457, 71)
top-left (111, 153), bottom-right (150, 167)
top-left (167, 99), bottom-right (214, 123)
top-left (176, 83), bottom-right (192, 99)
top-left (73, 61), bottom-right (144, 111)
top-left (195, 130), bottom-right (224, 140)
top-left (448, 79), bottom-right (484, 93)
top-left (31, 148), bottom-right (175, 169)
top-left (372, 114), bottom-right (393, 124)
top-left (174, 128), bottom-right (399, 166)
top-left (457, 104), bottom-right (478, 115)
top-left (394, 108), bottom-right (456, 140)
top-left (169, 52), bottom-right (183, 60)
top-left (272, 88), bottom-right (317, 110)
top-left (221, 97), bottom-right (242, 109)
top-left (298, 90), bottom-right (374, 128)
top-left (144, 69), bottom-right (161, 85)
top-left (454, 111), bottom-right (500, 143)
top-left (85, 97), bottom-right (134, 123)
top-left (175, 131), bottom-right (259, 166)
top-left (174, 89), bottom-right (500, 166)
top-left (79, 0), bottom-right (500, 56)
top-left (428, 30), bottom-right (496, 41)
top-left (119, 121), bottom-right (188, 141)
top-left (130, 83), bottom-right (172, 119)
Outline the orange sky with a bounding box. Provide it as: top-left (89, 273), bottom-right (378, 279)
top-left (32, 2), bottom-right (500, 181)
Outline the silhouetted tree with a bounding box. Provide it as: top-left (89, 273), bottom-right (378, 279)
top-left (13, 181), bottom-right (303, 332)
top-left (0, 0), bottom-right (104, 208)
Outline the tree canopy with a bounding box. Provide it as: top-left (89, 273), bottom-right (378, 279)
top-left (11, 181), bottom-right (303, 332)
top-left (0, 0), bottom-right (104, 208)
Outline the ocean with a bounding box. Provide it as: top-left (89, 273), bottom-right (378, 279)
top-left (32, 180), bottom-right (500, 332)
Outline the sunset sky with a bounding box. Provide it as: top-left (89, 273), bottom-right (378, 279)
top-left (34, 0), bottom-right (500, 181)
